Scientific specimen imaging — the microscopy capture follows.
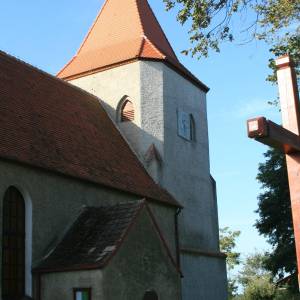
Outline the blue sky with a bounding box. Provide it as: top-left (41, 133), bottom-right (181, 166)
top-left (0, 0), bottom-right (283, 258)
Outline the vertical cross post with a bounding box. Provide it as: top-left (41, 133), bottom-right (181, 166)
top-left (276, 55), bottom-right (300, 286)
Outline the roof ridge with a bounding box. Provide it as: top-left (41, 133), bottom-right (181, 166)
top-left (136, 0), bottom-right (178, 61)
top-left (76, 0), bottom-right (110, 56)
top-left (134, 0), bottom-right (146, 37)
top-left (142, 36), bottom-right (166, 59)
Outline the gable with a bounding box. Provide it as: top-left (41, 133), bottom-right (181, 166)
top-left (102, 204), bottom-right (181, 299)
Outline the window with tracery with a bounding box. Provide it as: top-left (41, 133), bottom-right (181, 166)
top-left (2, 187), bottom-right (26, 300)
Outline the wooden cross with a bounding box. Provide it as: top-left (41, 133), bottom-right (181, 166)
top-left (247, 55), bottom-right (300, 286)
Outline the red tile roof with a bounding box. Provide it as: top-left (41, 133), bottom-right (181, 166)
top-left (57, 0), bottom-right (209, 92)
top-left (0, 51), bottom-right (180, 207)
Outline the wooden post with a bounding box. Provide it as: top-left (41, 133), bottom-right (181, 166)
top-left (276, 55), bottom-right (300, 287)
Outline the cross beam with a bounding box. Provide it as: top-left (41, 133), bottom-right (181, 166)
top-left (247, 55), bottom-right (300, 288)
top-left (247, 117), bottom-right (300, 154)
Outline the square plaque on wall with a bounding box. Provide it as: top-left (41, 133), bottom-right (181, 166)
top-left (177, 110), bottom-right (192, 140)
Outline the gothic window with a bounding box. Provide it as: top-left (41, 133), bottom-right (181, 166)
top-left (120, 99), bottom-right (134, 122)
top-left (2, 187), bottom-right (25, 300)
top-left (143, 290), bottom-right (158, 300)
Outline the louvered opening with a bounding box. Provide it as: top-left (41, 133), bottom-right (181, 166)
top-left (121, 100), bottom-right (134, 122)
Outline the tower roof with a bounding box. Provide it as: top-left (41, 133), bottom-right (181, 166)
top-left (57, 0), bottom-right (209, 92)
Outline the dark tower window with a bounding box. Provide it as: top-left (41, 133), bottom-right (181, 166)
top-left (143, 290), bottom-right (158, 300)
top-left (2, 187), bottom-right (25, 300)
top-left (121, 99), bottom-right (134, 122)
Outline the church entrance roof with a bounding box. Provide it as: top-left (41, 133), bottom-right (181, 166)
top-left (34, 201), bottom-right (180, 273)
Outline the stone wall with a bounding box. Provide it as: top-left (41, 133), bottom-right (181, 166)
top-left (41, 270), bottom-right (104, 300)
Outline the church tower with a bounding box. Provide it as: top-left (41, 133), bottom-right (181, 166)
top-left (58, 0), bottom-right (227, 299)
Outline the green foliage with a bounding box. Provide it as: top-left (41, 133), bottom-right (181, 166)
top-left (163, 0), bottom-right (300, 58)
top-left (232, 252), bottom-right (300, 299)
top-left (255, 148), bottom-right (296, 284)
top-left (219, 227), bottom-right (241, 299)
top-left (236, 252), bottom-right (276, 300)
top-left (274, 289), bottom-right (300, 300)
top-left (238, 253), bottom-right (271, 287)
top-left (241, 276), bottom-right (276, 300)
top-left (220, 227), bottom-right (241, 270)
top-left (267, 34), bottom-right (300, 86)
top-left (163, 0), bottom-right (299, 86)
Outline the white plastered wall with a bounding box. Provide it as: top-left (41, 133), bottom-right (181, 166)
top-left (70, 62), bottom-right (145, 163)
top-left (69, 61), bottom-right (227, 299)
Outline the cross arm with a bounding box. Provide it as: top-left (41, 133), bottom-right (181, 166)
top-left (247, 117), bottom-right (300, 154)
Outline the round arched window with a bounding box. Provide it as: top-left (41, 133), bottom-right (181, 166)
top-left (143, 290), bottom-right (158, 300)
top-left (2, 187), bottom-right (26, 299)
top-left (120, 99), bottom-right (134, 122)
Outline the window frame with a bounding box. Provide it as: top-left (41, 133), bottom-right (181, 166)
top-left (177, 109), bottom-right (196, 142)
top-left (73, 287), bottom-right (92, 300)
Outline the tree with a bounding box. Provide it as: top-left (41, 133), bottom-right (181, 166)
top-left (219, 227), bottom-right (241, 298)
top-left (233, 252), bottom-right (300, 300)
top-left (255, 148), bottom-right (297, 289)
top-left (237, 252), bottom-right (276, 300)
top-left (241, 277), bottom-right (276, 300)
top-left (238, 253), bottom-right (270, 286)
top-left (163, 0), bottom-right (299, 57)
top-left (163, 0), bottom-right (299, 82)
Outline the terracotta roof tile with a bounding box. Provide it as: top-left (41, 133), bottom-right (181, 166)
top-left (0, 51), bottom-right (180, 207)
top-left (57, 0), bottom-right (209, 92)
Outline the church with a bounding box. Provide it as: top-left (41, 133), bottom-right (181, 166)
top-left (0, 0), bottom-right (227, 299)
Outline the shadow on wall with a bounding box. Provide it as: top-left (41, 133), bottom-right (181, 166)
top-left (99, 99), bottom-right (220, 252)
top-left (100, 99), bottom-right (165, 184)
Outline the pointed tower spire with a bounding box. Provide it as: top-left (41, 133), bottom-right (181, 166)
top-left (58, 0), bottom-right (179, 80)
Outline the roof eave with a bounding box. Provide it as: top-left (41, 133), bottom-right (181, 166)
top-left (59, 57), bottom-right (209, 93)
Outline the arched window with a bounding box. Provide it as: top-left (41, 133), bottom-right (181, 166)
top-left (2, 187), bottom-right (26, 300)
top-left (120, 99), bottom-right (134, 122)
top-left (143, 290), bottom-right (158, 300)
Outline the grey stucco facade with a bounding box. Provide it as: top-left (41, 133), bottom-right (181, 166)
top-left (71, 60), bottom-right (228, 300)
top-left (0, 158), bottom-right (178, 299)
